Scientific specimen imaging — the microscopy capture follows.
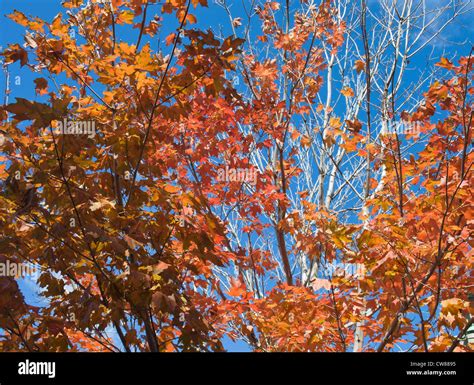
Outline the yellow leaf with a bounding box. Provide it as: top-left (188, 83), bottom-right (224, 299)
top-left (329, 117), bottom-right (342, 129)
top-left (118, 10), bottom-right (134, 24)
top-left (186, 14), bottom-right (197, 24)
top-left (51, 14), bottom-right (68, 36)
top-left (164, 184), bottom-right (180, 194)
top-left (441, 298), bottom-right (467, 316)
top-left (436, 57), bottom-right (454, 70)
top-left (8, 10), bottom-right (29, 26)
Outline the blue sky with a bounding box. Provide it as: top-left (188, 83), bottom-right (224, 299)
top-left (0, 0), bottom-right (473, 352)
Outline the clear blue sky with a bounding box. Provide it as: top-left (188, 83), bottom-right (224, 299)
top-left (1, 0), bottom-right (472, 352)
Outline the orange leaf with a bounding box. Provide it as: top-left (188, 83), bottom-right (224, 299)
top-left (186, 14), bottom-right (197, 24)
top-left (354, 60), bottom-right (365, 74)
top-left (436, 57), bottom-right (454, 70)
top-left (164, 184), bottom-right (180, 193)
top-left (7, 10), bottom-right (29, 26)
top-left (118, 10), bottom-right (135, 24)
top-left (165, 33), bottom-right (176, 46)
top-left (329, 117), bottom-right (342, 129)
top-left (301, 135), bottom-right (312, 147)
top-left (227, 279), bottom-right (246, 297)
top-left (341, 86), bottom-right (354, 98)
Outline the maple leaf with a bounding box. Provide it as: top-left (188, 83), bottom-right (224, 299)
top-left (254, 60), bottom-right (278, 79)
top-left (227, 279), bottom-right (246, 297)
top-left (7, 10), bottom-right (29, 26)
top-left (354, 59), bottom-right (365, 74)
top-left (436, 57), bottom-right (454, 70)
top-left (118, 10), bottom-right (135, 24)
top-left (165, 33), bottom-right (176, 46)
top-left (2, 44), bottom-right (28, 67)
top-left (329, 117), bottom-right (342, 129)
top-left (345, 119), bottom-right (362, 133)
top-left (300, 135), bottom-right (312, 147)
top-left (341, 86), bottom-right (354, 98)
top-left (34, 78), bottom-right (49, 95)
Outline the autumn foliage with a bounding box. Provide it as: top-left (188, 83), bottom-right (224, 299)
top-left (0, 0), bottom-right (472, 352)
